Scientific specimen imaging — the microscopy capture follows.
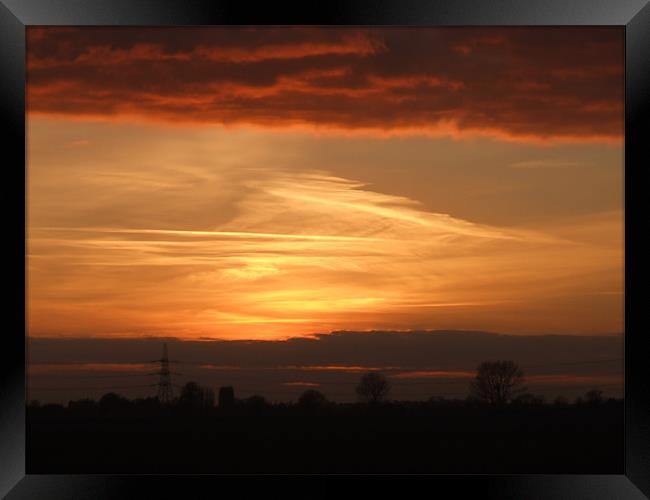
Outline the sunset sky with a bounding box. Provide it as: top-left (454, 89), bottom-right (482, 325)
top-left (27, 27), bottom-right (624, 342)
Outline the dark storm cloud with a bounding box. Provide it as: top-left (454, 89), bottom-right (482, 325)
top-left (27, 27), bottom-right (623, 142)
top-left (28, 330), bottom-right (622, 375)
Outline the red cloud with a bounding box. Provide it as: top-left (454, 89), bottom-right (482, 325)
top-left (26, 27), bottom-right (624, 142)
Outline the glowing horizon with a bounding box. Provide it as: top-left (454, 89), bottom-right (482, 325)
top-left (26, 27), bottom-right (624, 341)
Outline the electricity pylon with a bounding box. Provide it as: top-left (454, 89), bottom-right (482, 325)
top-left (150, 343), bottom-right (180, 404)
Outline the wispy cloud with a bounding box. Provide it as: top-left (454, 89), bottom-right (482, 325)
top-left (391, 370), bottom-right (475, 379)
top-left (509, 159), bottom-right (588, 169)
top-left (28, 164), bottom-right (621, 339)
top-left (27, 119), bottom-right (623, 340)
top-left (283, 381), bottom-right (321, 387)
top-left (67, 139), bottom-right (90, 147)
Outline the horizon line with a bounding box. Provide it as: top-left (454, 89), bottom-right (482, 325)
top-left (27, 328), bottom-right (626, 343)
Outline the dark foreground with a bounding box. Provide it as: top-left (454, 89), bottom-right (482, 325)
top-left (28, 402), bottom-right (622, 474)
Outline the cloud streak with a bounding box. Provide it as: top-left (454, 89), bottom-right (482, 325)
top-left (509, 159), bottom-right (589, 169)
top-left (28, 161), bottom-right (622, 339)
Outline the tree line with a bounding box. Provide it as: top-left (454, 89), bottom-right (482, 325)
top-left (28, 360), bottom-right (617, 414)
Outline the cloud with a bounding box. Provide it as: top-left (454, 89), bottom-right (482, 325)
top-left (26, 27), bottom-right (623, 143)
top-left (26, 117), bottom-right (623, 340)
top-left (509, 159), bottom-right (588, 169)
top-left (391, 370), bottom-right (475, 379)
top-left (28, 153), bottom-right (623, 340)
top-left (283, 381), bottom-right (321, 387)
top-left (30, 165), bottom-right (584, 339)
top-left (27, 331), bottom-right (623, 376)
top-left (67, 139), bottom-right (91, 147)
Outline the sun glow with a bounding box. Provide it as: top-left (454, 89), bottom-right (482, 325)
top-left (27, 119), bottom-right (623, 340)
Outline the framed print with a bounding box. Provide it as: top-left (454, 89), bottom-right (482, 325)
top-left (1, 1), bottom-right (649, 498)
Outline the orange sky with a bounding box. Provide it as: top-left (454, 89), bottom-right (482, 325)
top-left (26, 27), bottom-right (624, 340)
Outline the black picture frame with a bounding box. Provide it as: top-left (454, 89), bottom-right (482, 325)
top-left (1, 1), bottom-right (648, 498)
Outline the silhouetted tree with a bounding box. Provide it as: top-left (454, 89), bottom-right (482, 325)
top-left (99, 393), bottom-right (130, 412)
top-left (179, 382), bottom-right (201, 407)
top-left (469, 360), bottom-right (525, 405)
top-left (132, 396), bottom-right (160, 412)
top-left (241, 395), bottom-right (268, 414)
top-left (68, 398), bottom-right (98, 415)
top-left (218, 386), bottom-right (235, 409)
top-left (513, 392), bottom-right (544, 406)
top-left (39, 403), bottom-right (65, 417)
top-left (585, 389), bottom-right (604, 406)
top-left (554, 396), bottom-right (569, 406)
top-left (356, 372), bottom-right (390, 404)
top-left (178, 382), bottom-right (215, 410)
top-left (297, 389), bottom-right (328, 409)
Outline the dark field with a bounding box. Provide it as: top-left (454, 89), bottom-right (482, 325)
top-left (27, 402), bottom-right (623, 474)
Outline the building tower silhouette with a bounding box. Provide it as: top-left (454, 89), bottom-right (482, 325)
top-left (152, 343), bottom-right (175, 404)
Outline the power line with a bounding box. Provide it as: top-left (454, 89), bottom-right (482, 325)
top-left (151, 343), bottom-right (177, 404)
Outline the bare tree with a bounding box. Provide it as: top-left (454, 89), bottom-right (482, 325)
top-left (179, 381), bottom-right (215, 410)
top-left (585, 389), bottom-right (604, 406)
top-left (356, 372), bottom-right (390, 404)
top-left (554, 396), bottom-right (569, 406)
top-left (469, 360), bottom-right (525, 405)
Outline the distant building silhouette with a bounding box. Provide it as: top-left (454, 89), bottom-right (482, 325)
top-left (218, 386), bottom-right (235, 408)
